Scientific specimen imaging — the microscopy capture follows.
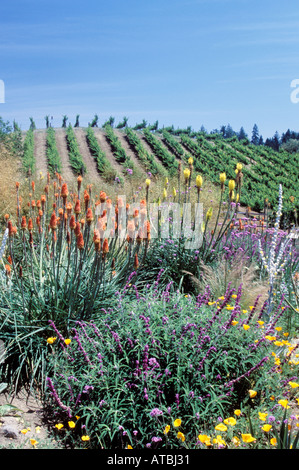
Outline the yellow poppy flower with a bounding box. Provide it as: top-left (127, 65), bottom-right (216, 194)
top-left (82, 435), bottom-right (90, 441)
top-left (164, 425), bottom-right (170, 434)
top-left (55, 423), bottom-right (64, 430)
top-left (234, 409), bottom-right (241, 416)
top-left (258, 412), bottom-right (268, 421)
top-left (270, 437), bottom-right (277, 446)
top-left (127, 444), bottom-right (132, 449)
top-left (262, 424), bottom-right (272, 432)
top-left (231, 436), bottom-right (241, 447)
top-left (47, 337), bottom-right (57, 344)
top-left (231, 320), bottom-right (238, 326)
top-left (64, 338), bottom-right (71, 345)
top-left (241, 433), bottom-right (256, 443)
top-left (68, 421), bottom-right (76, 428)
top-left (215, 423), bottom-right (227, 432)
top-left (289, 382), bottom-right (299, 388)
top-left (177, 432), bottom-right (185, 442)
top-left (223, 417), bottom-right (236, 426)
top-left (243, 324), bottom-right (250, 330)
top-left (30, 439), bottom-right (38, 447)
top-left (248, 389), bottom-right (257, 398)
top-left (278, 399), bottom-right (290, 409)
top-left (173, 419), bottom-right (181, 427)
top-left (213, 435), bottom-right (226, 447)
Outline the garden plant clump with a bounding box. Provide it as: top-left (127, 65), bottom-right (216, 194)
top-left (0, 158), bottom-right (298, 449)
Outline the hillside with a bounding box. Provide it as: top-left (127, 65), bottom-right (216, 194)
top-left (19, 125), bottom-right (298, 223)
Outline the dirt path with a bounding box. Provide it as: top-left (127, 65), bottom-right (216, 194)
top-left (0, 388), bottom-right (59, 449)
top-left (73, 128), bottom-right (103, 184)
top-left (33, 130), bottom-right (48, 177)
top-left (54, 128), bottom-right (76, 184)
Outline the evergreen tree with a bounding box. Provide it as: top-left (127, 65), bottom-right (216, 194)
top-left (238, 126), bottom-right (247, 141)
top-left (251, 124), bottom-right (259, 145)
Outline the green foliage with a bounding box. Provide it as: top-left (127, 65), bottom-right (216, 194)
top-left (46, 127), bottom-right (62, 175)
top-left (22, 128), bottom-right (35, 175)
top-left (44, 281), bottom-right (282, 449)
top-left (143, 128), bottom-right (178, 176)
top-left (104, 124), bottom-right (135, 170)
top-left (85, 126), bottom-right (120, 182)
top-left (125, 127), bottom-right (167, 177)
top-left (66, 124), bottom-right (87, 175)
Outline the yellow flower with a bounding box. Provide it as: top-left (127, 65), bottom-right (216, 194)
top-left (64, 338), bottom-right (71, 345)
top-left (55, 423), bottom-right (64, 430)
top-left (30, 439), bottom-right (38, 447)
top-left (206, 208), bottom-right (213, 221)
top-left (82, 435), bottom-right (90, 441)
top-left (215, 423), bottom-right (227, 432)
top-left (226, 306), bottom-right (234, 311)
top-left (183, 168), bottom-right (190, 181)
top-left (145, 178), bottom-right (151, 187)
top-left (258, 412), bottom-right (268, 421)
top-left (20, 428), bottom-right (29, 435)
top-left (262, 424), bottom-right (272, 432)
top-left (257, 320), bottom-right (264, 326)
top-left (164, 425), bottom-right (170, 434)
top-left (35, 426), bottom-right (41, 434)
top-left (196, 175), bottom-right (203, 188)
top-left (289, 381), bottom-right (299, 388)
top-left (198, 434), bottom-right (212, 446)
top-left (242, 310), bottom-right (248, 314)
top-left (231, 436), bottom-right (241, 447)
top-left (241, 433), bottom-right (256, 443)
top-left (173, 419), bottom-right (181, 427)
top-left (274, 341), bottom-right (283, 346)
top-left (275, 327), bottom-right (282, 331)
top-left (220, 172), bottom-right (226, 184)
top-left (47, 337), bottom-right (57, 344)
top-left (68, 421), bottom-right (76, 428)
top-left (234, 409), bottom-right (241, 416)
top-left (270, 437), bottom-right (277, 446)
top-left (172, 187), bottom-right (177, 198)
top-left (236, 163), bottom-right (243, 171)
top-left (228, 180), bottom-right (236, 191)
top-left (231, 320), bottom-right (238, 326)
top-left (265, 335), bottom-right (276, 341)
top-left (188, 157), bottom-right (193, 165)
top-left (248, 389), bottom-right (257, 398)
top-left (243, 324), bottom-right (250, 331)
top-left (213, 435), bottom-right (226, 447)
top-left (278, 399), bottom-right (290, 409)
top-left (177, 431), bottom-right (185, 442)
top-left (162, 188), bottom-right (167, 200)
top-left (127, 444), bottom-right (133, 449)
top-left (223, 417), bottom-right (236, 426)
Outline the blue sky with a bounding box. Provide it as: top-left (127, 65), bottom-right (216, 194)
top-left (1, 0), bottom-right (299, 139)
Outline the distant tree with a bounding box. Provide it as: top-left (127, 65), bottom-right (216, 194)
top-left (258, 135), bottom-right (264, 146)
top-left (116, 116), bottom-right (129, 129)
top-left (281, 138), bottom-right (299, 153)
top-left (265, 132), bottom-right (280, 151)
top-left (62, 115), bottom-right (68, 128)
top-left (220, 125), bottom-right (226, 137)
top-left (133, 120), bottom-right (147, 131)
top-left (224, 123), bottom-right (235, 138)
top-left (251, 124), bottom-right (260, 145)
top-left (74, 115), bottom-right (80, 127)
top-left (29, 117), bottom-right (36, 131)
top-left (13, 120), bottom-right (21, 132)
top-left (238, 126), bottom-right (247, 141)
top-left (199, 125), bottom-right (207, 134)
top-left (91, 114), bottom-right (99, 127)
top-left (44, 116), bottom-right (50, 128)
top-left (148, 120), bottom-right (159, 131)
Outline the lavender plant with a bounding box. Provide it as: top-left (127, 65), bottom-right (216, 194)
top-left (44, 273), bottom-right (285, 449)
